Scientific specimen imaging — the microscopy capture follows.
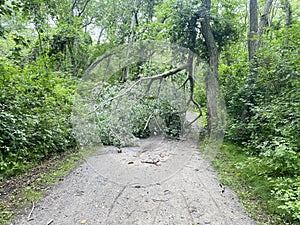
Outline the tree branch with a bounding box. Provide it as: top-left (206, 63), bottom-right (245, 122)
top-left (27, 201), bottom-right (35, 221)
top-left (186, 52), bottom-right (202, 126)
top-left (78, 0), bottom-right (92, 17)
top-left (70, 0), bottom-right (80, 17)
top-left (84, 52), bottom-right (115, 76)
top-left (81, 17), bottom-right (95, 28)
top-left (104, 63), bottom-right (189, 103)
top-left (89, 63), bottom-right (190, 114)
top-left (71, 0), bottom-right (79, 12)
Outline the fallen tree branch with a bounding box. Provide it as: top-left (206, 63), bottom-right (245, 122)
top-left (84, 52), bottom-right (115, 76)
top-left (153, 114), bottom-right (163, 132)
top-left (186, 97), bottom-right (202, 127)
top-left (178, 77), bottom-right (189, 90)
top-left (143, 113), bottom-right (153, 131)
top-left (145, 79), bottom-right (154, 95)
top-left (185, 65), bottom-right (202, 127)
top-left (107, 63), bottom-right (189, 102)
top-left (27, 201), bottom-right (35, 221)
top-left (141, 159), bottom-right (160, 166)
top-left (157, 78), bottom-right (163, 97)
top-left (89, 63), bottom-right (190, 114)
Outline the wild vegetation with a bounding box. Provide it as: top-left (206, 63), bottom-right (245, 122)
top-left (0, 0), bottom-right (299, 224)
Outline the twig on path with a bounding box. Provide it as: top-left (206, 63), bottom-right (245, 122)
top-left (27, 201), bottom-right (35, 221)
top-left (141, 159), bottom-right (160, 166)
top-left (46, 219), bottom-right (54, 225)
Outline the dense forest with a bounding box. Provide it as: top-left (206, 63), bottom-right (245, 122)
top-left (0, 0), bottom-right (299, 224)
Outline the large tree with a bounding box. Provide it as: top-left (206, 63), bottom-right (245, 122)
top-left (248, 0), bottom-right (273, 61)
top-left (199, 0), bottom-right (220, 136)
top-left (248, 0), bottom-right (258, 61)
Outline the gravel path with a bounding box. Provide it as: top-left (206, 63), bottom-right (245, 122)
top-left (14, 114), bottom-right (256, 225)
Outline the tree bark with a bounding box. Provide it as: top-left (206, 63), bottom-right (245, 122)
top-left (200, 0), bottom-right (219, 137)
top-left (248, 0), bottom-right (273, 59)
top-left (248, 0), bottom-right (258, 61)
top-left (245, 0), bottom-right (273, 121)
top-left (258, 0), bottom-right (273, 40)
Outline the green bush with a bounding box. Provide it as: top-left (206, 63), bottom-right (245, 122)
top-left (0, 58), bottom-right (76, 178)
top-left (271, 177), bottom-right (300, 222)
top-left (218, 24), bottom-right (300, 223)
top-left (216, 143), bottom-right (300, 224)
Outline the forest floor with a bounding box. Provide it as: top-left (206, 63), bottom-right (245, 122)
top-left (12, 113), bottom-right (256, 225)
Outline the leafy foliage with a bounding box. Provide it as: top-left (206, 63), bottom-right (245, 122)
top-left (214, 143), bottom-right (299, 224)
top-left (0, 58), bottom-right (76, 178)
top-left (271, 177), bottom-right (300, 221)
top-left (93, 83), bottom-right (184, 147)
top-left (219, 24), bottom-right (300, 223)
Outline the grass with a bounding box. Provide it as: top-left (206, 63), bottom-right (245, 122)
top-left (0, 147), bottom-right (96, 224)
top-left (212, 142), bottom-right (297, 225)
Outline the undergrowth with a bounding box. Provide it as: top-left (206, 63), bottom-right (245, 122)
top-left (213, 143), bottom-right (300, 225)
top-left (0, 58), bottom-right (77, 179)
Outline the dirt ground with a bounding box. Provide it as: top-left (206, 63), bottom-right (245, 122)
top-left (13, 113), bottom-right (256, 225)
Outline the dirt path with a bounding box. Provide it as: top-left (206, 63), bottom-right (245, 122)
top-left (14, 114), bottom-right (256, 225)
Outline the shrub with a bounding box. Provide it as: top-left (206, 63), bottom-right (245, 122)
top-left (271, 177), bottom-right (300, 222)
top-left (0, 58), bottom-right (76, 178)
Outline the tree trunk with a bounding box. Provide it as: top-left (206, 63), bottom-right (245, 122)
top-left (200, 0), bottom-right (219, 137)
top-left (248, 0), bottom-right (273, 59)
top-left (248, 0), bottom-right (258, 61)
top-left (245, 0), bottom-right (259, 122)
top-left (245, 0), bottom-right (273, 121)
top-left (258, 0), bottom-right (273, 41)
top-left (123, 0), bottom-right (139, 81)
